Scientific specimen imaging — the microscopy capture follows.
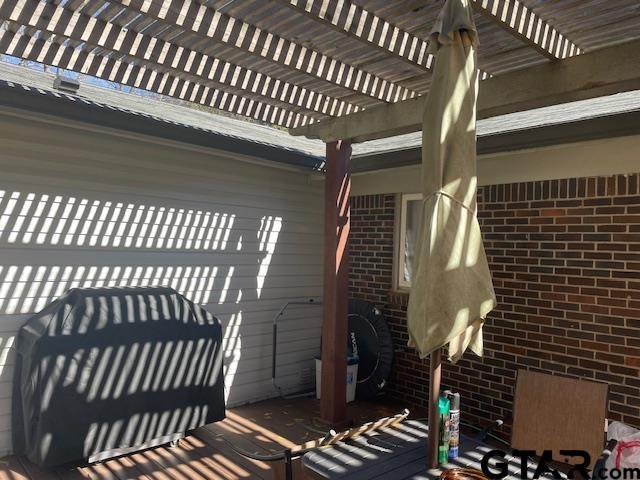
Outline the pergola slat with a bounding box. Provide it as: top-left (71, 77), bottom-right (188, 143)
top-left (518, 0), bottom-right (640, 52)
top-left (290, 38), bottom-right (640, 142)
top-left (276, 0), bottom-right (502, 82)
top-left (0, 27), bottom-right (307, 128)
top-left (0, 0), bottom-right (637, 137)
top-left (275, 0), bottom-right (433, 72)
top-left (471, 0), bottom-right (582, 60)
top-left (0, 0), bottom-right (357, 121)
top-left (113, 0), bottom-right (418, 104)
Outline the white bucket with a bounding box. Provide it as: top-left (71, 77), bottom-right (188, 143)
top-left (315, 358), bottom-right (358, 403)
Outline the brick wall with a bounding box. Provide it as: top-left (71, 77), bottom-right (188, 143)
top-left (349, 173), bottom-right (640, 432)
top-left (349, 194), bottom-right (395, 305)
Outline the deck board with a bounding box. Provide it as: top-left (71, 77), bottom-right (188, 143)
top-left (79, 462), bottom-right (120, 480)
top-left (0, 397), bottom-right (401, 480)
top-left (0, 455), bottom-right (30, 480)
top-left (138, 447), bottom-right (199, 480)
top-left (177, 437), bottom-right (250, 480)
top-left (17, 458), bottom-right (62, 480)
top-left (98, 457), bottom-right (151, 480)
top-left (125, 451), bottom-right (174, 480)
top-left (54, 468), bottom-right (87, 480)
top-left (191, 430), bottom-right (270, 480)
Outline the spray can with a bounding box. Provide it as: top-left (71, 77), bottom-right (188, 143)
top-left (448, 392), bottom-right (460, 459)
top-left (438, 394), bottom-right (451, 464)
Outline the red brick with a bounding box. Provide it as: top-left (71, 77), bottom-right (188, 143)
top-left (350, 173), bottom-right (640, 431)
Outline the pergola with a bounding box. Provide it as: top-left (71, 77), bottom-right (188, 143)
top-left (1, 0), bottom-right (639, 428)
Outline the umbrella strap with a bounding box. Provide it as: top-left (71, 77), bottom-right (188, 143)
top-left (426, 190), bottom-right (475, 215)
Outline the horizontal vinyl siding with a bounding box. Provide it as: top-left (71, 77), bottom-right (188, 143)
top-left (0, 114), bottom-right (324, 456)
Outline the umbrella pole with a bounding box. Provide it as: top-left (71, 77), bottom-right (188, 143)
top-left (427, 348), bottom-right (442, 469)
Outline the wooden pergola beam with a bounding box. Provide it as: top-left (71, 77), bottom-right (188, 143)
top-left (112, 0), bottom-right (419, 104)
top-left (290, 38), bottom-right (640, 142)
top-left (276, 0), bottom-right (433, 73)
top-left (471, 0), bottom-right (582, 60)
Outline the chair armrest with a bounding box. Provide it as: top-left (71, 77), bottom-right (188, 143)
top-left (475, 419), bottom-right (504, 442)
top-left (592, 439), bottom-right (617, 479)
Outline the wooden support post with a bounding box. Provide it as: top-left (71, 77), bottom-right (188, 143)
top-left (320, 139), bottom-right (351, 426)
top-left (427, 349), bottom-right (442, 469)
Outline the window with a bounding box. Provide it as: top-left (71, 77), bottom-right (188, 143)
top-left (397, 193), bottom-right (423, 289)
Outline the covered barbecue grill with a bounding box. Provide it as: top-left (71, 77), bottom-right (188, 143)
top-left (12, 286), bottom-right (225, 467)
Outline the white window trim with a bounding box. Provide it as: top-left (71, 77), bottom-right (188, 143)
top-left (397, 193), bottom-right (422, 289)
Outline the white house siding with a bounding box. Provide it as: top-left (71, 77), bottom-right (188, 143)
top-left (0, 113), bottom-right (324, 455)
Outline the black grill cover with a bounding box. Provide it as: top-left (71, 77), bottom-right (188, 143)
top-left (12, 286), bottom-right (225, 467)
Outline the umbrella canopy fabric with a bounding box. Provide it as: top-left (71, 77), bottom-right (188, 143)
top-left (407, 0), bottom-right (496, 363)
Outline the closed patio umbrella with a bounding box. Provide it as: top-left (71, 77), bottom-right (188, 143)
top-left (406, 0), bottom-right (497, 467)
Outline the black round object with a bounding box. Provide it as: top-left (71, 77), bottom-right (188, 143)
top-left (348, 299), bottom-right (393, 399)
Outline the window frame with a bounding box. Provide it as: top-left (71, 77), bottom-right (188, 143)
top-left (397, 193), bottom-right (422, 290)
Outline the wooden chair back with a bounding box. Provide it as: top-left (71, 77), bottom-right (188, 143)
top-left (511, 370), bottom-right (608, 468)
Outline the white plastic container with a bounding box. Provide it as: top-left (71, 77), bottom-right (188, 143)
top-left (315, 357), bottom-right (359, 403)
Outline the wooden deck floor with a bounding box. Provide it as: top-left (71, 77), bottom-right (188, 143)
top-left (0, 397), bottom-right (402, 480)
